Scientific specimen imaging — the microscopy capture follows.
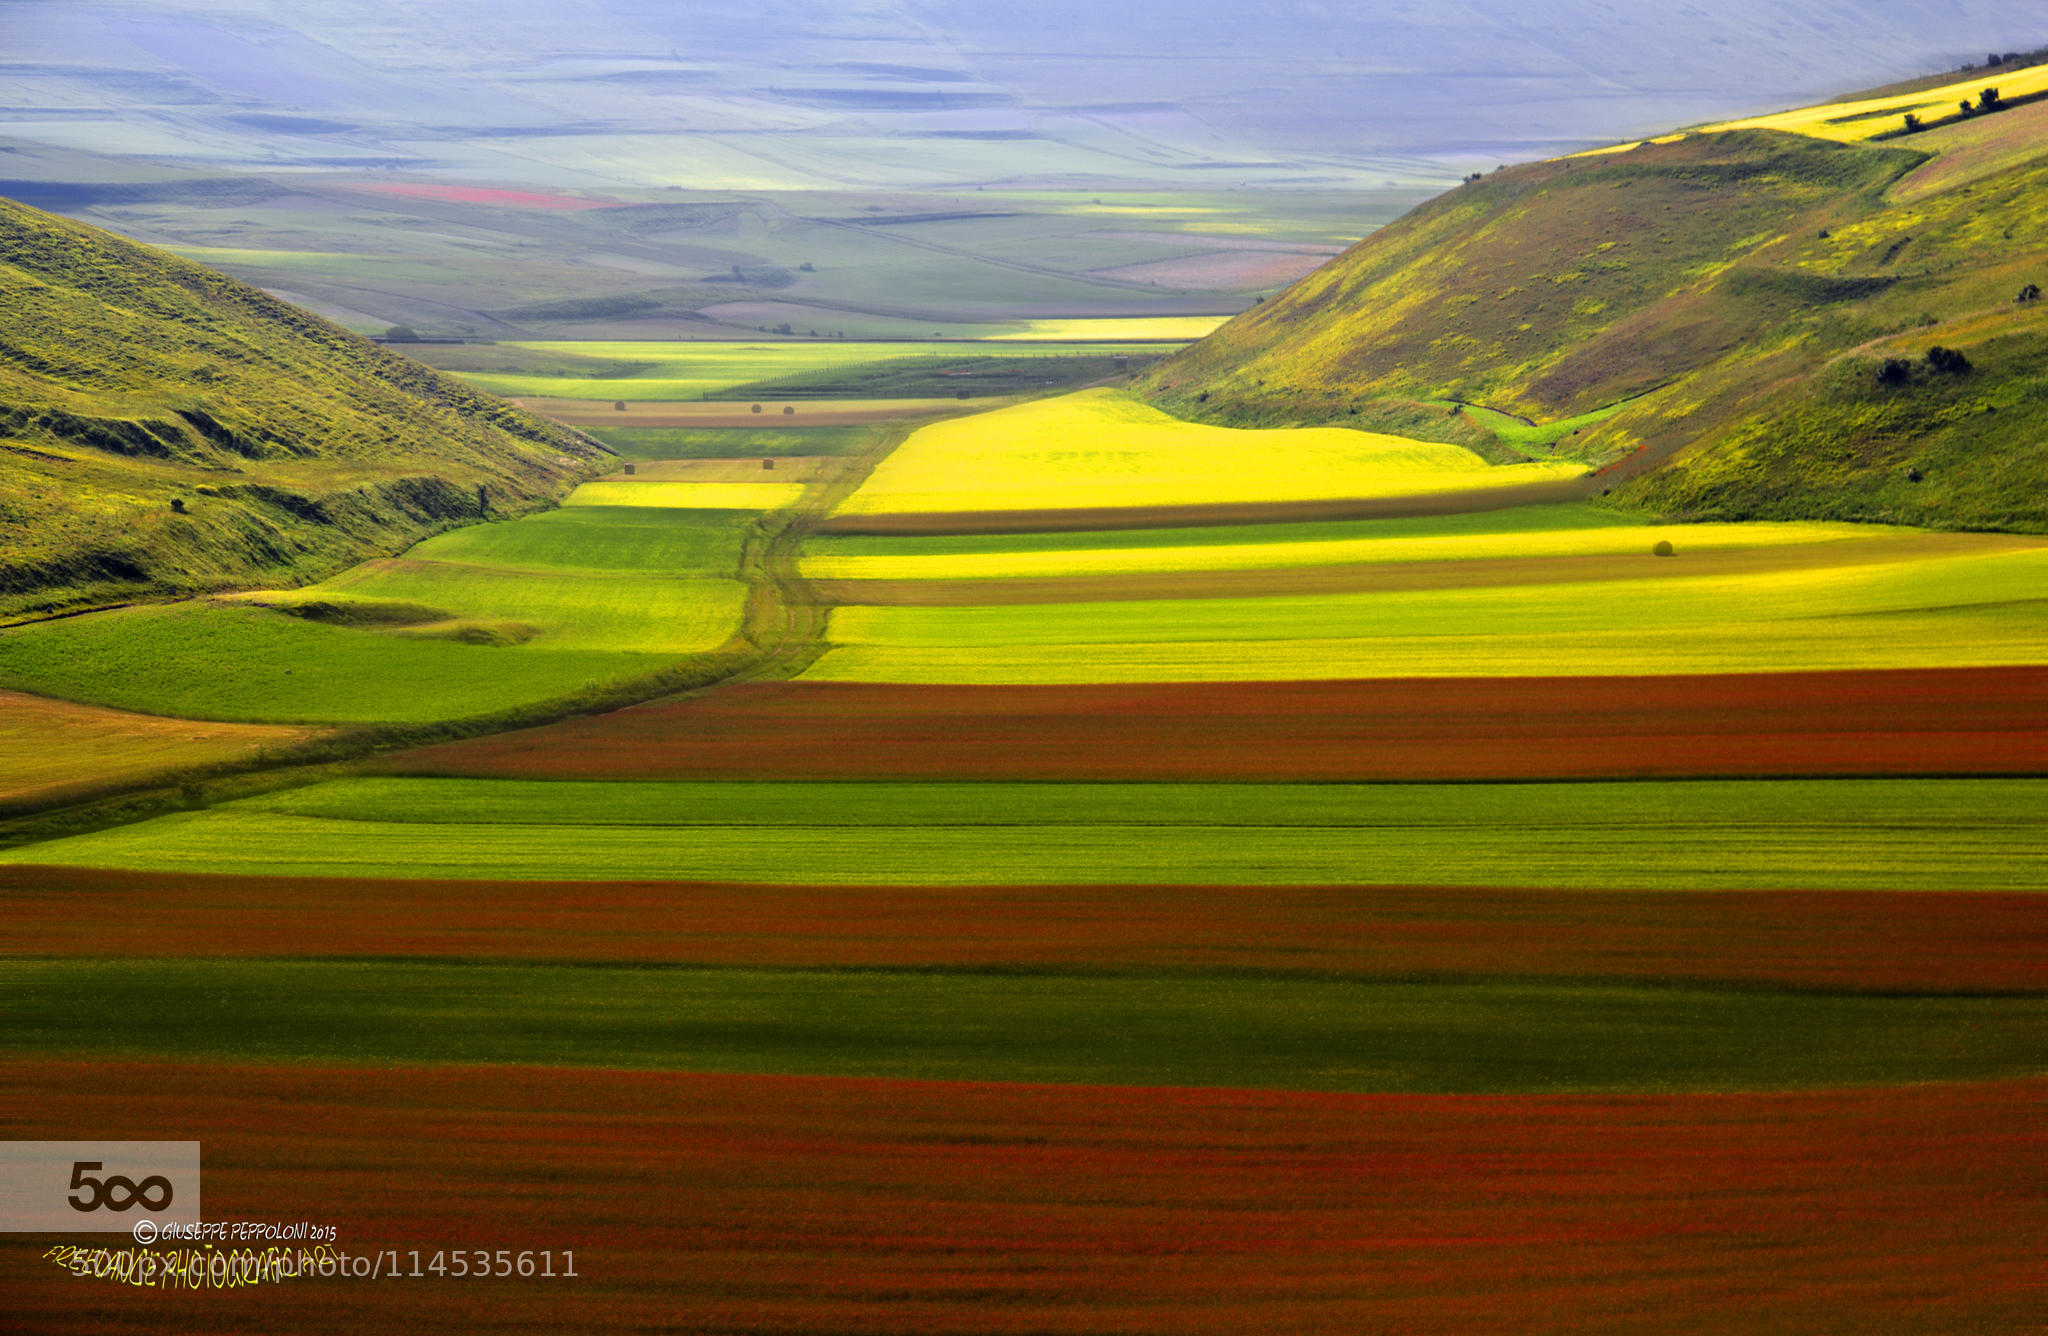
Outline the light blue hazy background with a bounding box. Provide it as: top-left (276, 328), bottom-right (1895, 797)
top-left (1, 0), bottom-right (2042, 188)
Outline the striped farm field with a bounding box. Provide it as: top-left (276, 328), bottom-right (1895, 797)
top-left (10, 777), bottom-right (2047, 890)
top-left (7, 1061), bottom-right (2040, 1334)
top-left (832, 389), bottom-right (1583, 517)
top-left (390, 670), bottom-right (2048, 783)
top-left (6, 959), bottom-right (2046, 1091)
top-left (806, 543), bottom-right (2048, 682)
top-left (459, 341), bottom-right (1176, 402)
top-left (0, 496), bottom-right (754, 725)
top-left (9, 866), bottom-right (2046, 992)
top-left (801, 505), bottom-right (1902, 581)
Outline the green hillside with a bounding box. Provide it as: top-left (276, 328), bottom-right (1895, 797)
top-left (0, 197), bottom-right (607, 621)
top-left (1139, 124), bottom-right (2048, 530)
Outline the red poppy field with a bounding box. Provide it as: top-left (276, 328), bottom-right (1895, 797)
top-left (4, 1059), bottom-right (2041, 1335)
top-left (5, 866), bottom-right (2045, 993)
top-left (392, 667), bottom-right (2048, 783)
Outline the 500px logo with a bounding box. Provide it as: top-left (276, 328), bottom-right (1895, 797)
top-left (1, 1142), bottom-right (200, 1234)
top-left (69, 1162), bottom-right (174, 1213)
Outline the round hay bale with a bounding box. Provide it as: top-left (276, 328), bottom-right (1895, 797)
top-left (1652, 540), bottom-right (1675, 557)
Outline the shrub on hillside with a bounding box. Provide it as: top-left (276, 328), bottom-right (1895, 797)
top-left (1876, 358), bottom-right (1914, 387)
top-left (1926, 346), bottom-right (1972, 376)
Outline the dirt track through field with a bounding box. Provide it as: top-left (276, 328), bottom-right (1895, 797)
top-left (6, 866), bottom-right (2044, 991)
top-left (4, 1061), bottom-right (2040, 1334)
top-left (390, 668), bottom-right (2048, 783)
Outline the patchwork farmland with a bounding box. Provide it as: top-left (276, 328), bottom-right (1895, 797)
top-left (8, 53), bottom-right (2048, 1332)
top-left (5, 360), bottom-right (2044, 1331)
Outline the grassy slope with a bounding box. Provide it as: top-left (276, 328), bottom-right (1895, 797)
top-left (0, 197), bottom-right (607, 620)
top-left (1138, 127), bottom-right (2048, 530)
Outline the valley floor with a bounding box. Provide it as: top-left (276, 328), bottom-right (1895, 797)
top-left (4, 382), bottom-right (2042, 1332)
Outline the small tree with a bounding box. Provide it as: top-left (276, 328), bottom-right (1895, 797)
top-left (1960, 99), bottom-right (1977, 117)
top-left (384, 324), bottom-right (420, 342)
top-left (1902, 113), bottom-right (1922, 133)
top-left (2018, 283), bottom-right (2042, 303)
top-left (1982, 87), bottom-right (2004, 112)
top-left (169, 497), bottom-right (186, 513)
top-left (1877, 358), bottom-right (1913, 387)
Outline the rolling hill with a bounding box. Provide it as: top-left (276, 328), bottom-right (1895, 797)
top-left (0, 196), bottom-right (606, 621)
top-left (1139, 83), bottom-right (2048, 531)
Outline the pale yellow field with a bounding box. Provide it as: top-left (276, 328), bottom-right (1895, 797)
top-left (1573, 63), bottom-right (2048, 157)
top-left (833, 390), bottom-right (1582, 517)
top-left (1702, 64), bottom-right (2048, 143)
top-left (0, 689), bottom-right (313, 806)
top-left (801, 519), bottom-right (1887, 581)
top-left (564, 481), bottom-right (807, 511)
top-left (985, 317), bottom-right (1231, 341)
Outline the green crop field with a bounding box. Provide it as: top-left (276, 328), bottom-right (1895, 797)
top-left (808, 544), bottom-right (2048, 681)
top-left (0, 492), bottom-right (754, 725)
top-left (399, 505), bottom-right (751, 576)
top-left (563, 480), bottom-right (808, 511)
top-left (834, 389), bottom-right (1583, 516)
top-left (11, 777), bottom-right (2046, 890)
top-left (582, 426), bottom-right (876, 460)
top-left (452, 341), bottom-right (1180, 403)
top-left (0, 602), bottom-right (678, 725)
top-left (4, 960), bottom-right (2042, 1094)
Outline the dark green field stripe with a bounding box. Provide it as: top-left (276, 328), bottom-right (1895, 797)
top-left (4, 960), bottom-right (2042, 1094)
